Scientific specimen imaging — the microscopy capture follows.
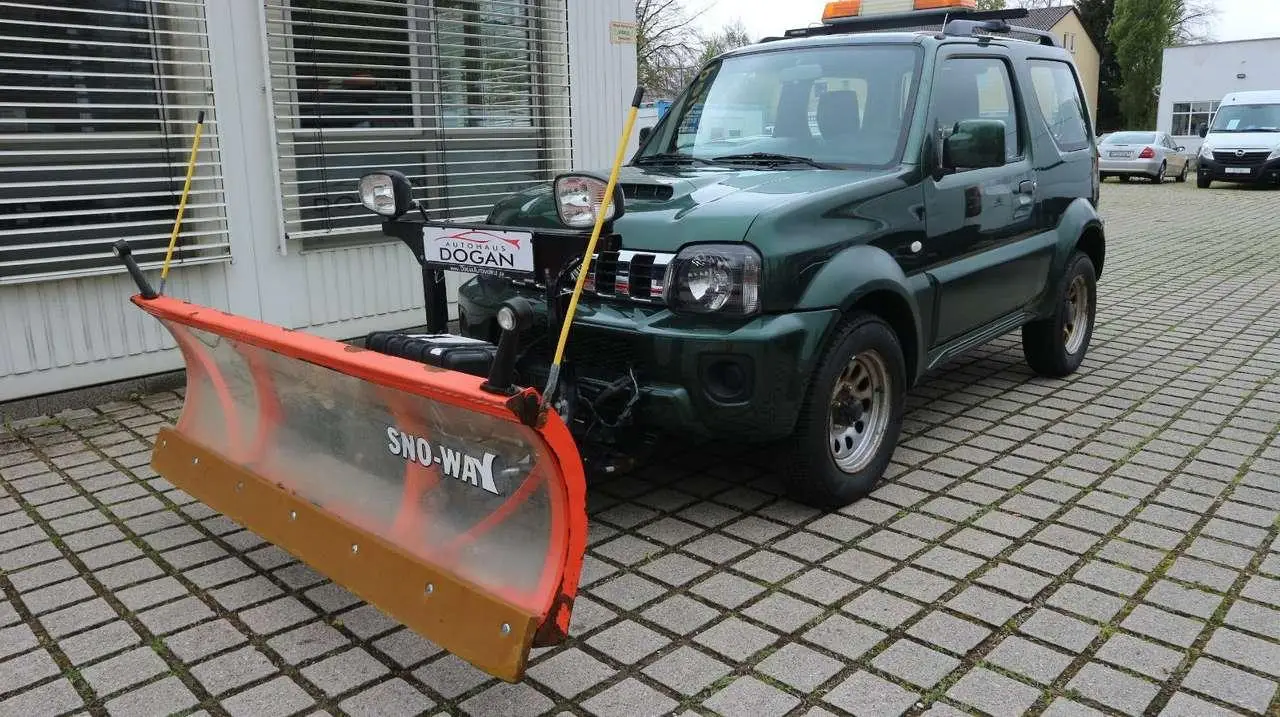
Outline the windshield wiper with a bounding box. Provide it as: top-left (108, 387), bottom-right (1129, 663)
top-left (711, 152), bottom-right (835, 169)
top-left (633, 152), bottom-right (714, 166)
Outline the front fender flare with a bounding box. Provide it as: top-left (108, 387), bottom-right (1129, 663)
top-left (793, 244), bottom-right (927, 383)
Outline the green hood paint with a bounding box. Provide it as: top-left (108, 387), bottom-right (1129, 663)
top-left (485, 165), bottom-right (902, 253)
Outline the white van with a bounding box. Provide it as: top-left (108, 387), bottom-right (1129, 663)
top-left (1196, 90), bottom-right (1280, 188)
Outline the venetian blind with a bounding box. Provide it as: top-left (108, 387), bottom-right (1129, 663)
top-left (263, 0), bottom-right (573, 242)
top-left (0, 0), bottom-right (230, 284)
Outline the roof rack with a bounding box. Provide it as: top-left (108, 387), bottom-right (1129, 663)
top-left (945, 17), bottom-right (1060, 47)
top-left (761, 7), bottom-right (1059, 47)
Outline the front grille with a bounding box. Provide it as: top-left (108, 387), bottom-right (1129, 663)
top-left (1214, 150), bottom-right (1270, 166)
top-left (510, 250), bottom-right (675, 305)
top-left (588, 250), bottom-right (673, 303)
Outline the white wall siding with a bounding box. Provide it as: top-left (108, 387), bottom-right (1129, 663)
top-left (0, 264), bottom-right (230, 402)
top-left (297, 243), bottom-right (424, 329)
top-left (1158, 38), bottom-right (1280, 153)
top-left (568, 0), bottom-right (640, 171)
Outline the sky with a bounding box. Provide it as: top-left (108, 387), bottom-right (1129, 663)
top-left (691, 0), bottom-right (1280, 44)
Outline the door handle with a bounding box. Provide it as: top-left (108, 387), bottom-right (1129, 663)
top-left (1017, 180), bottom-right (1037, 195)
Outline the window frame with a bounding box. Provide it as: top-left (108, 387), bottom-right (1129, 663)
top-left (1171, 100), bottom-right (1220, 138)
top-left (0, 0), bottom-right (228, 285)
top-left (265, 0), bottom-right (570, 249)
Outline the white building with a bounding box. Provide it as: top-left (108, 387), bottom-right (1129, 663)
top-left (0, 1), bottom-right (638, 405)
top-left (1157, 37), bottom-right (1280, 154)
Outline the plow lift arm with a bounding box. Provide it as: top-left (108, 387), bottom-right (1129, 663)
top-left (112, 89), bottom-right (645, 682)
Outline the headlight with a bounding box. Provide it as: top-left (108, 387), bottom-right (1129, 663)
top-left (665, 244), bottom-right (761, 316)
top-left (1269, 147), bottom-right (1280, 161)
top-left (358, 170), bottom-right (413, 217)
top-left (554, 174), bottom-right (625, 229)
top-left (1199, 144), bottom-right (1214, 159)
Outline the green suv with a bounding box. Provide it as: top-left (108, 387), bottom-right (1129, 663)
top-left (363, 8), bottom-right (1104, 508)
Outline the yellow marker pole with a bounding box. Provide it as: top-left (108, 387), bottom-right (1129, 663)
top-left (542, 87), bottom-right (645, 406)
top-left (158, 110), bottom-right (206, 295)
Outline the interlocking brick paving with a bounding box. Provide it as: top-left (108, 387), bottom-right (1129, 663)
top-left (1, 181), bottom-right (1278, 716)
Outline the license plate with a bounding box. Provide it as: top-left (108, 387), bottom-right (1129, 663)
top-left (1108, 151), bottom-right (1132, 158)
top-left (424, 226), bottom-right (535, 276)
top-left (1225, 167), bottom-right (1251, 175)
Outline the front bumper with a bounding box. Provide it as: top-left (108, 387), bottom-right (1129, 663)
top-left (1197, 155), bottom-right (1280, 183)
top-left (457, 278), bottom-right (840, 441)
top-left (1098, 157), bottom-right (1163, 176)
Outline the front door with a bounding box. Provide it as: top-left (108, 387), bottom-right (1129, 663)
top-left (922, 55), bottom-right (1042, 346)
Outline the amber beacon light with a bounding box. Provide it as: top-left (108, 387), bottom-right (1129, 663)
top-left (823, 0), bottom-right (977, 22)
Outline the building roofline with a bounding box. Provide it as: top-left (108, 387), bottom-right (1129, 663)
top-left (1165, 36), bottom-right (1280, 50)
top-left (1053, 7), bottom-right (1100, 57)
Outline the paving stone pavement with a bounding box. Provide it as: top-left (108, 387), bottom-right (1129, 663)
top-left (2, 181), bottom-right (1278, 716)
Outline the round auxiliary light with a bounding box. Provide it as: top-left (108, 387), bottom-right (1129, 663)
top-left (497, 305), bottom-right (518, 332)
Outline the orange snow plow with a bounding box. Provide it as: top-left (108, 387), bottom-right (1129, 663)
top-left (128, 290), bottom-right (586, 681)
top-left (114, 88), bottom-right (646, 682)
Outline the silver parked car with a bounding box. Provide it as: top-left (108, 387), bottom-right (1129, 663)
top-left (1098, 131), bottom-right (1190, 183)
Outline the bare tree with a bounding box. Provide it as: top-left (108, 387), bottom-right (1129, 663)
top-left (636, 0), bottom-right (705, 97)
top-left (696, 20), bottom-right (752, 67)
top-left (1174, 0), bottom-right (1215, 43)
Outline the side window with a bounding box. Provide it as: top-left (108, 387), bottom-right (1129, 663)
top-left (933, 57), bottom-right (1021, 165)
top-left (1027, 60), bottom-right (1092, 151)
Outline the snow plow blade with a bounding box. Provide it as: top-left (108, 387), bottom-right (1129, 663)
top-left (134, 295), bottom-right (586, 682)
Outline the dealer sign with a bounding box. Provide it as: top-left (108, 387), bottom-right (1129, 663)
top-left (423, 226), bottom-right (535, 276)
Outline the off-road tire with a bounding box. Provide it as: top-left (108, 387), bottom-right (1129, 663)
top-left (1197, 174), bottom-right (1212, 189)
top-left (784, 312), bottom-right (906, 509)
top-left (1022, 252), bottom-right (1097, 378)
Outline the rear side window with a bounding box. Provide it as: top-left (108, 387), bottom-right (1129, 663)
top-left (1028, 60), bottom-right (1092, 151)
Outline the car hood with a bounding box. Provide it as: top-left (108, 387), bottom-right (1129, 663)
top-left (485, 164), bottom-right (898, 253)
top-left (1202, 131), bottom-right (1280, 151)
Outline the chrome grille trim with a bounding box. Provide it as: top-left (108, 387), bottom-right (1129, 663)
top-left (507, 250), bottom-right (676, 305)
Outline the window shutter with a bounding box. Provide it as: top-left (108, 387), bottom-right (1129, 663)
top-left (0, 0), bottom-right (230, 284)
top-left (263, 0), bottom-right (573, 243)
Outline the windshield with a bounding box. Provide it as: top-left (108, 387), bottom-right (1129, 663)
top-left (1210, 104), bottom-right (1280, 133)
top-left (1102, 132), bottom-right (1154, 144)
top-left (639, 44), bottom-right (922, 168)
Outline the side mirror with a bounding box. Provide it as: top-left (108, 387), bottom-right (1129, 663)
top-left (1177, 145), bottom-right (1186, 151)
top-left (1198, 124), bottom-right (1209, 138)
top-left (638, 126), bottom-right (652, 144)
top-left (943, 119), bottom-right (1006, 170)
